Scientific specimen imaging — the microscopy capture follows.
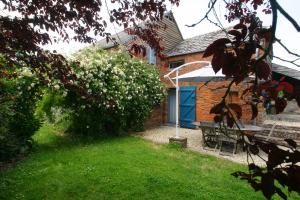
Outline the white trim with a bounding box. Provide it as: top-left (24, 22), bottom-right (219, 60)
top-left (164, 61), bottom-right (211, 79)
top-left (163, 61), bottom-right (211, 139)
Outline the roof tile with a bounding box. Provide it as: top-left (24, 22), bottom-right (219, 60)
top-left (166, 29), bottom-right (229, 57)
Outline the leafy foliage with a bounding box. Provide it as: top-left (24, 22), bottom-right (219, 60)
top-left (35, 91), bottom-right (66, 123)
top-left (205, 9), bottom-right (298, 133)
top-left (232, 141), bottom-right (300, 200)
top-left (40, 48), bottom-right (165, 135)
top-left (0, 0), bottom-right (180, 84)
top-left (1, 0), bottom-right (300, 199)
top-left (203, 1), bottom-right (300, 199)
top-left (0, 62), bottom-right (41, 162)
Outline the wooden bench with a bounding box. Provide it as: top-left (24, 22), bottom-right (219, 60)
top-left (253, 123), bottom-right (300, 149)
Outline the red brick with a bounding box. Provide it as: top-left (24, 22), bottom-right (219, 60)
top-left (145, 51), bottom-right (266, 128)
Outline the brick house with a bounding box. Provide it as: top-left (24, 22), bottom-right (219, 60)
top-left (98, 11), bottom-right (265, 129)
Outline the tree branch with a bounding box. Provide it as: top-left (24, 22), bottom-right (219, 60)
top-left (275, 38), bottom-right (300, 58)
top-left (256, 0), bottom-right (277, 63)
top-left (185, 0), bottom-right (218, 27)
top-left (206, 16), bottom-right (225, 31)
top-left (273, 55), bottom-right (300, 68)
top-left (104, 0), bottom-right (122, 45)
top-left (222, 80), bottom-right (235, 100)
top-left (274, 0), bottom-right (300, 32)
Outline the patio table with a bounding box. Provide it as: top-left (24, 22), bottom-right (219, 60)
top-left (192, 121), bottom-right (264, 155)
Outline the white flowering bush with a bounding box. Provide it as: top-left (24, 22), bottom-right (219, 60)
top-left (0, 61), bottom-right (42, 161)
top-left (44, 47), bottom-right (165, 135)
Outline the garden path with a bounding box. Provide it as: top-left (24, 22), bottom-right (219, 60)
top-left (134, 126), bottom-right (266, 166)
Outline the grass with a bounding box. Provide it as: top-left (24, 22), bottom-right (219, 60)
top-left (0, 124), bottom-right (298, 200)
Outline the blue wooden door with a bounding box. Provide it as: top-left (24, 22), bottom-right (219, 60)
top-left (180, 86), bottom-right (196, 128)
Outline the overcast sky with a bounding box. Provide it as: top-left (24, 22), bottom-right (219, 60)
top-left (46, 0), bottom-right (300, 70)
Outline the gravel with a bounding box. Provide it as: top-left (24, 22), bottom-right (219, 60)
top-left (134, 126), bottom-right (267, 166)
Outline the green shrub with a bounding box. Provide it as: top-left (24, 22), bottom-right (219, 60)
top-left (36, 91), bottom-right (66, 123)
top-left (0, 64), bottom-right (41, 162)
top-left (40, 47), bottom-right (165, 135)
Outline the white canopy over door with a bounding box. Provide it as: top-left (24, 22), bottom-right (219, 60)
top-left (163, 61), bottom-right (224, 138)
top-left (172, 65), bottom-right (225, 82)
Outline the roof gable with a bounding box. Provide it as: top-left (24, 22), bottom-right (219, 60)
top-left (97, 11), bottom-right (183, 52)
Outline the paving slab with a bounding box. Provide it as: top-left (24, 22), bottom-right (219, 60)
top-left (134, 126), bottom-right (267, 166)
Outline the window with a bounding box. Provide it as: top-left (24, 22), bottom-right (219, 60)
top-left (147, 47), bottom-right (156, 65)
top-left (169, 60), bottom-right (185, 69)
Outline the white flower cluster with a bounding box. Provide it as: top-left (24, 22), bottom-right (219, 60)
top-left (19, 67), bottom-right (33, 77)
top-left (69, 47), bottom-right (165, 114)
top-left (16, 67), bottom-right (40, 93)
top-left (11, 67), bottom-right (43, 101)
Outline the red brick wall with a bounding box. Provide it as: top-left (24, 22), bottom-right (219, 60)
top-left (144, 104), bottom-right (164, 129)
top-left (160, 80), bottom-right (263, 125)
top-left (106, 41), bottom-right (266, 128)
top-left (158, 53), bottom-right (212, 84)
top-left (145, 51), bottom-right (266, 128)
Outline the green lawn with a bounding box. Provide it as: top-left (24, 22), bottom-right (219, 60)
top-left (0, 124), bottom-right (298, 200)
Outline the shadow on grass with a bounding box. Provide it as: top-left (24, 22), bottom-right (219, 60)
top-left (32, 123), bottom-right (131, 153)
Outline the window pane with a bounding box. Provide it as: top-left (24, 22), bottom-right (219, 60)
top-left (147, 47), bottom-right (156, 65)
top-left (169, 60), bottom-right (184, 69)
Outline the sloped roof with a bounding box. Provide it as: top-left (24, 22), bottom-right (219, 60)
top-left (97, 11), bottom-right (182, 50)
top-left (166, 29), bottom-right (229, 57)
top-left (97, 30), bottom-right (135, 49)
top-left (272, 63), bottom-right (300, 81)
